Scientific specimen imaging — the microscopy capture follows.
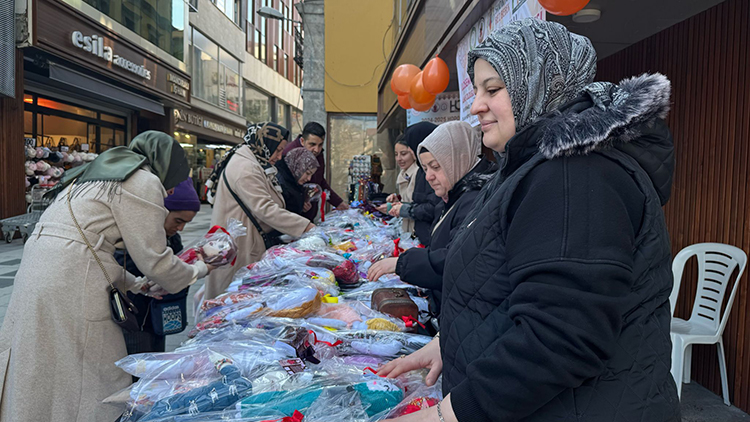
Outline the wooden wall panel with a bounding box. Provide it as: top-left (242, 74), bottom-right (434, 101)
top-left (0, 49), bottom-right (27, 220)
top-left (597, 0), bottom-right (750, 410)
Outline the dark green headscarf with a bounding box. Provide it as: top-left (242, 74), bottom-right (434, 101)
top-left (49, 131), bottom-right (189, 200)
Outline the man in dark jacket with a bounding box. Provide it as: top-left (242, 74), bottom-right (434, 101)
top-left (282, 122), bottom-right (349, 220)
top-left (115, 178), bottom-right (201, 355)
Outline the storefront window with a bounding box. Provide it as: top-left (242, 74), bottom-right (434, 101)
top-left (328, 114), bottom-right (379, 203)
top-left (83, 0), bottom-right (185, 61)
top-left (244, 82), bottom-right (272, 124)
top-left (23, 93), bottom-right (127, 154)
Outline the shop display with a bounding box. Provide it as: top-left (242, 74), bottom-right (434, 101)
top-left (114, 208), bottom-right (443, 422)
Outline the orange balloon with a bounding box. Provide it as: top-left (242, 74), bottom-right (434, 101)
top-left (423, 57), bottom-right (450, 95)
top-left (539, 0), bottom-right (590, 16)
top-left (397, 94), bottom-right (411, 109)
top-left (410, 72), bottom-right (435, 105)
top-left (391, 64), bottom-right (420, 96)
top-left (409, 95), bottom-right (434, 112)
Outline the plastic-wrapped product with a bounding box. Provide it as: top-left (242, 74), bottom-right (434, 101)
top-left (382, 378), bottom-right (443, 419)
top-left (237, 377), bottom-right (403, 419)
top-left (192, 286), bottom-right (322, 335)
top-left (335, 331), bottom-right (433, 358)
top-left (178, 219), bottom-right (247, 267)
top-left (130, 359), bottom-right (253, 421)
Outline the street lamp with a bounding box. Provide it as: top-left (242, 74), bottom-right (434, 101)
top-left (257, 6), bottom-right (302, 24)
top-left (257, 6), bottom-right (304, 69)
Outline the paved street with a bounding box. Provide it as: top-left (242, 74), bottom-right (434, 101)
top-left (0, 204), bottom-right (214, 350)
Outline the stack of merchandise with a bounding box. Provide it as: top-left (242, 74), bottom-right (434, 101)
top-left (110, 209), bottom-right (441, 422)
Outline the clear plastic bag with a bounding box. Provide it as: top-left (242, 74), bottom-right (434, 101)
top-left (122, 359), bottom-right (254, 422)
top-left (379, 378), bottom-right (443, 420)
top-left (192, 285), bottom-right (322, 335)
top-left (177, 219), bottom-right (247, 267)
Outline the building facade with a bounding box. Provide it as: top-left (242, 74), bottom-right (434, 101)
top-left (1, 0), bottom-right (304, 218)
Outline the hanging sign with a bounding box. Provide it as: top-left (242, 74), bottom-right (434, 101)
top-left (406, 92), bottom-right (460, 126)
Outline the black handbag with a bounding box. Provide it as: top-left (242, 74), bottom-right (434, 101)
top-left (223, 173), bottom-right (281, 249)
top-left (67, 183), bottom-right (140, 332)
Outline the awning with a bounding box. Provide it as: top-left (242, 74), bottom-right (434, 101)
top-left (49, 62), bottom-right (164, 115)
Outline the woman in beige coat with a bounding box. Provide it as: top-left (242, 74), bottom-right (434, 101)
top-left (0, 132), bottom-right (212, 422)
top-left (205, 122), bottom-right (313, 301)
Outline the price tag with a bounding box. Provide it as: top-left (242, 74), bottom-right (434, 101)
top-left (279, 358), bottom-right (306, 375)
top-left (80, 143), bottom-right (90, 151)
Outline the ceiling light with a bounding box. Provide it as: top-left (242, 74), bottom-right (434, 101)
top-left (572, 8), bottom-right (601, 24)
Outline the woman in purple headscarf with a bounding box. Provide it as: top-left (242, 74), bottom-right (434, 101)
top-left (115, 178), bottom-right (202, 355)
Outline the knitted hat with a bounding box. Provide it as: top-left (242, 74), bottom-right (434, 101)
top-left (164, 178), bottom-right (201, 212)
top-left (284, 148), bottom-right (319, 180)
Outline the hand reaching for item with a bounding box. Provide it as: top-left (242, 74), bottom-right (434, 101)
top-left (367, 257), bottom-right (398, 281)
top-left (386, 193), bottom-right (399, 203)
top-left (378, 336), bottom-right (443, 385)
top-left (335, 202), bottom-right (350, 211)
top-left (389, 203), bottom-right (403, 217)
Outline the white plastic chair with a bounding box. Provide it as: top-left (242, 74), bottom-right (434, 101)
top-left (670, 243), bottom-right (747, 406)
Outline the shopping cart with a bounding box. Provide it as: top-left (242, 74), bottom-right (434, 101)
top-left (0, 185), bottom-right (52, 243)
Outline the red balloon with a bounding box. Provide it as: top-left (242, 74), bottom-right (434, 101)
top-left (409, 95), bottom-right (434, 112)
top-left (539, 0), bottom-right (590, 16)
top-left (397, 94), bottom-right (411, 109)
top-left (422, 57), bottom-right (450, 95)
top-left (409, 71), bottom-right (435, 105)
top-left (391, 64), bottom-right (420, 96)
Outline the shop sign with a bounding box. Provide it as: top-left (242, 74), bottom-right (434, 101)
top-left (167, 72), bottom-right (190, 101)
top-left (456, 0), bottom-right (546, 126)
top-left (71, 31), bottom-right (151, 80)
top-left (406, 92), bottom-right (460, 126)
top-left (35, 0), bottom-right (192, 105)
top-left (174, 109), bottom-right (245, 139)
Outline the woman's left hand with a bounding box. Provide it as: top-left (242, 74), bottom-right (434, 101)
top-left (303, 201), bottom-right (312, 212)
top-left (389, 203), bottom-right (403, 217)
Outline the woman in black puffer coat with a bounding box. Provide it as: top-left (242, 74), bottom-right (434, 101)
top-left (380, 19), bottom-right (680, 422)
top-left (368, 121), bottom-right (496, 325)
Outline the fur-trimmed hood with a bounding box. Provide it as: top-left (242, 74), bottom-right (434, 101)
top-left (503, 73), bottom-right (674, 204)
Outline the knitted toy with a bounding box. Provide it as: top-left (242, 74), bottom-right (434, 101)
top-left (178, 221), bottom-right (247, 267)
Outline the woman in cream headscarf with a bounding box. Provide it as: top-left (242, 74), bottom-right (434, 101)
top-left (368, 121), bottom-right (496, 328)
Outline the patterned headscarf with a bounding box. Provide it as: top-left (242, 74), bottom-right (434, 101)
top-left (468, 18), bottom-right (597, 131)
top-left (244, 122), bottom-right (290, 170)
top-left (284, 148), bottom-right (320, 180)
